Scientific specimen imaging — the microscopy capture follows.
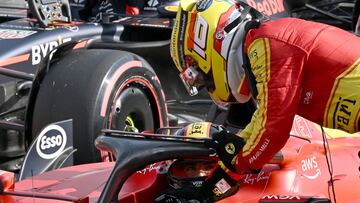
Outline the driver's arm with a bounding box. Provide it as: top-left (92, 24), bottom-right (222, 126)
top-left (236, 37), bottom-right (307, 172)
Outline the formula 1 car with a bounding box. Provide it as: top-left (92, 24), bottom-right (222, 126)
top-left (0, 0), bottom-right (359, 179)
top-left (0, 0), bottom-right (180, 174)
top-left (0, 115), bottom-right (359, 203)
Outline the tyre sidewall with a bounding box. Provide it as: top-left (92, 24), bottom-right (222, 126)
top-left (31, 49), bottom-right (167, 164)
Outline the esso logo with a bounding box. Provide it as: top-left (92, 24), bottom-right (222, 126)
top-left (36, 124), bottom-right (67, 159)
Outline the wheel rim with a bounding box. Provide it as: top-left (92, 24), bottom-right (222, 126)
top-left (102, 73), bottom-right (166, 162)
top-left (108, 83), bottom-right (154, 133)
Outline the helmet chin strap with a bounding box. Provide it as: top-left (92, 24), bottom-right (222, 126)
top-left (224, 5), bottom-right (251, 33)
top-left (226, 24), bottom-right (252, 103)
top-left (241, 20), bottom-right (260, 98)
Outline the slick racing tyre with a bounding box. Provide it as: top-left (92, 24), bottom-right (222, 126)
top-left (30, 49), bottom-right (168, 164)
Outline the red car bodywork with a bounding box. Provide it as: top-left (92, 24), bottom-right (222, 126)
top-left (1, 115), bottom-right (360, 203)
top-left (0, 161), bottom-right (169, 203)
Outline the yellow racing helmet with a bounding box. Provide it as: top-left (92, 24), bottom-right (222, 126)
top-left (170, 0), bottom-right (265, 104)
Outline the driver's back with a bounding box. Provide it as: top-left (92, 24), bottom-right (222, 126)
top-left (245, 17), bottom-right (360, 133)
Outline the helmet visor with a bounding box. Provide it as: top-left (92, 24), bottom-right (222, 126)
top-left (179, 57), bottom-right (206, 96)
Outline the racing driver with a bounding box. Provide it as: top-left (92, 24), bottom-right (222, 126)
top-left (156, 0), bottom-right (360, 202)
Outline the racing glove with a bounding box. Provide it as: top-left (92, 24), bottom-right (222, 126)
top-left (204, 130), bottom-right (247, 173)
top-left (174, 122), bottom-right (249, 173)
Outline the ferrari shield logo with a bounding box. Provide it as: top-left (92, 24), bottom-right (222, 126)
top-left (225, 143), bottom-right (235, 154)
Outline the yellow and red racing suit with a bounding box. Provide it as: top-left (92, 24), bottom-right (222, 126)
top-left (236, 17), bottom-right (360, 171)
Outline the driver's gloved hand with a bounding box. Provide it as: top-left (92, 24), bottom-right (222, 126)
top-left (174, 123), bottom-right (246, 172)
top-left (155, 164), bottom-right (240, 203)
top-left (175, 123), bottom-right (252, 174)
top-left (204, 130), bottom-right (246, 173)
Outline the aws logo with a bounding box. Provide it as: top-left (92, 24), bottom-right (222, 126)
top-left (301, 156), bottom-right (321, 180)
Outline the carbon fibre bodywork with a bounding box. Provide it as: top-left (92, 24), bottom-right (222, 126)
top-left (0, 0), bottom-right (359, 187)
